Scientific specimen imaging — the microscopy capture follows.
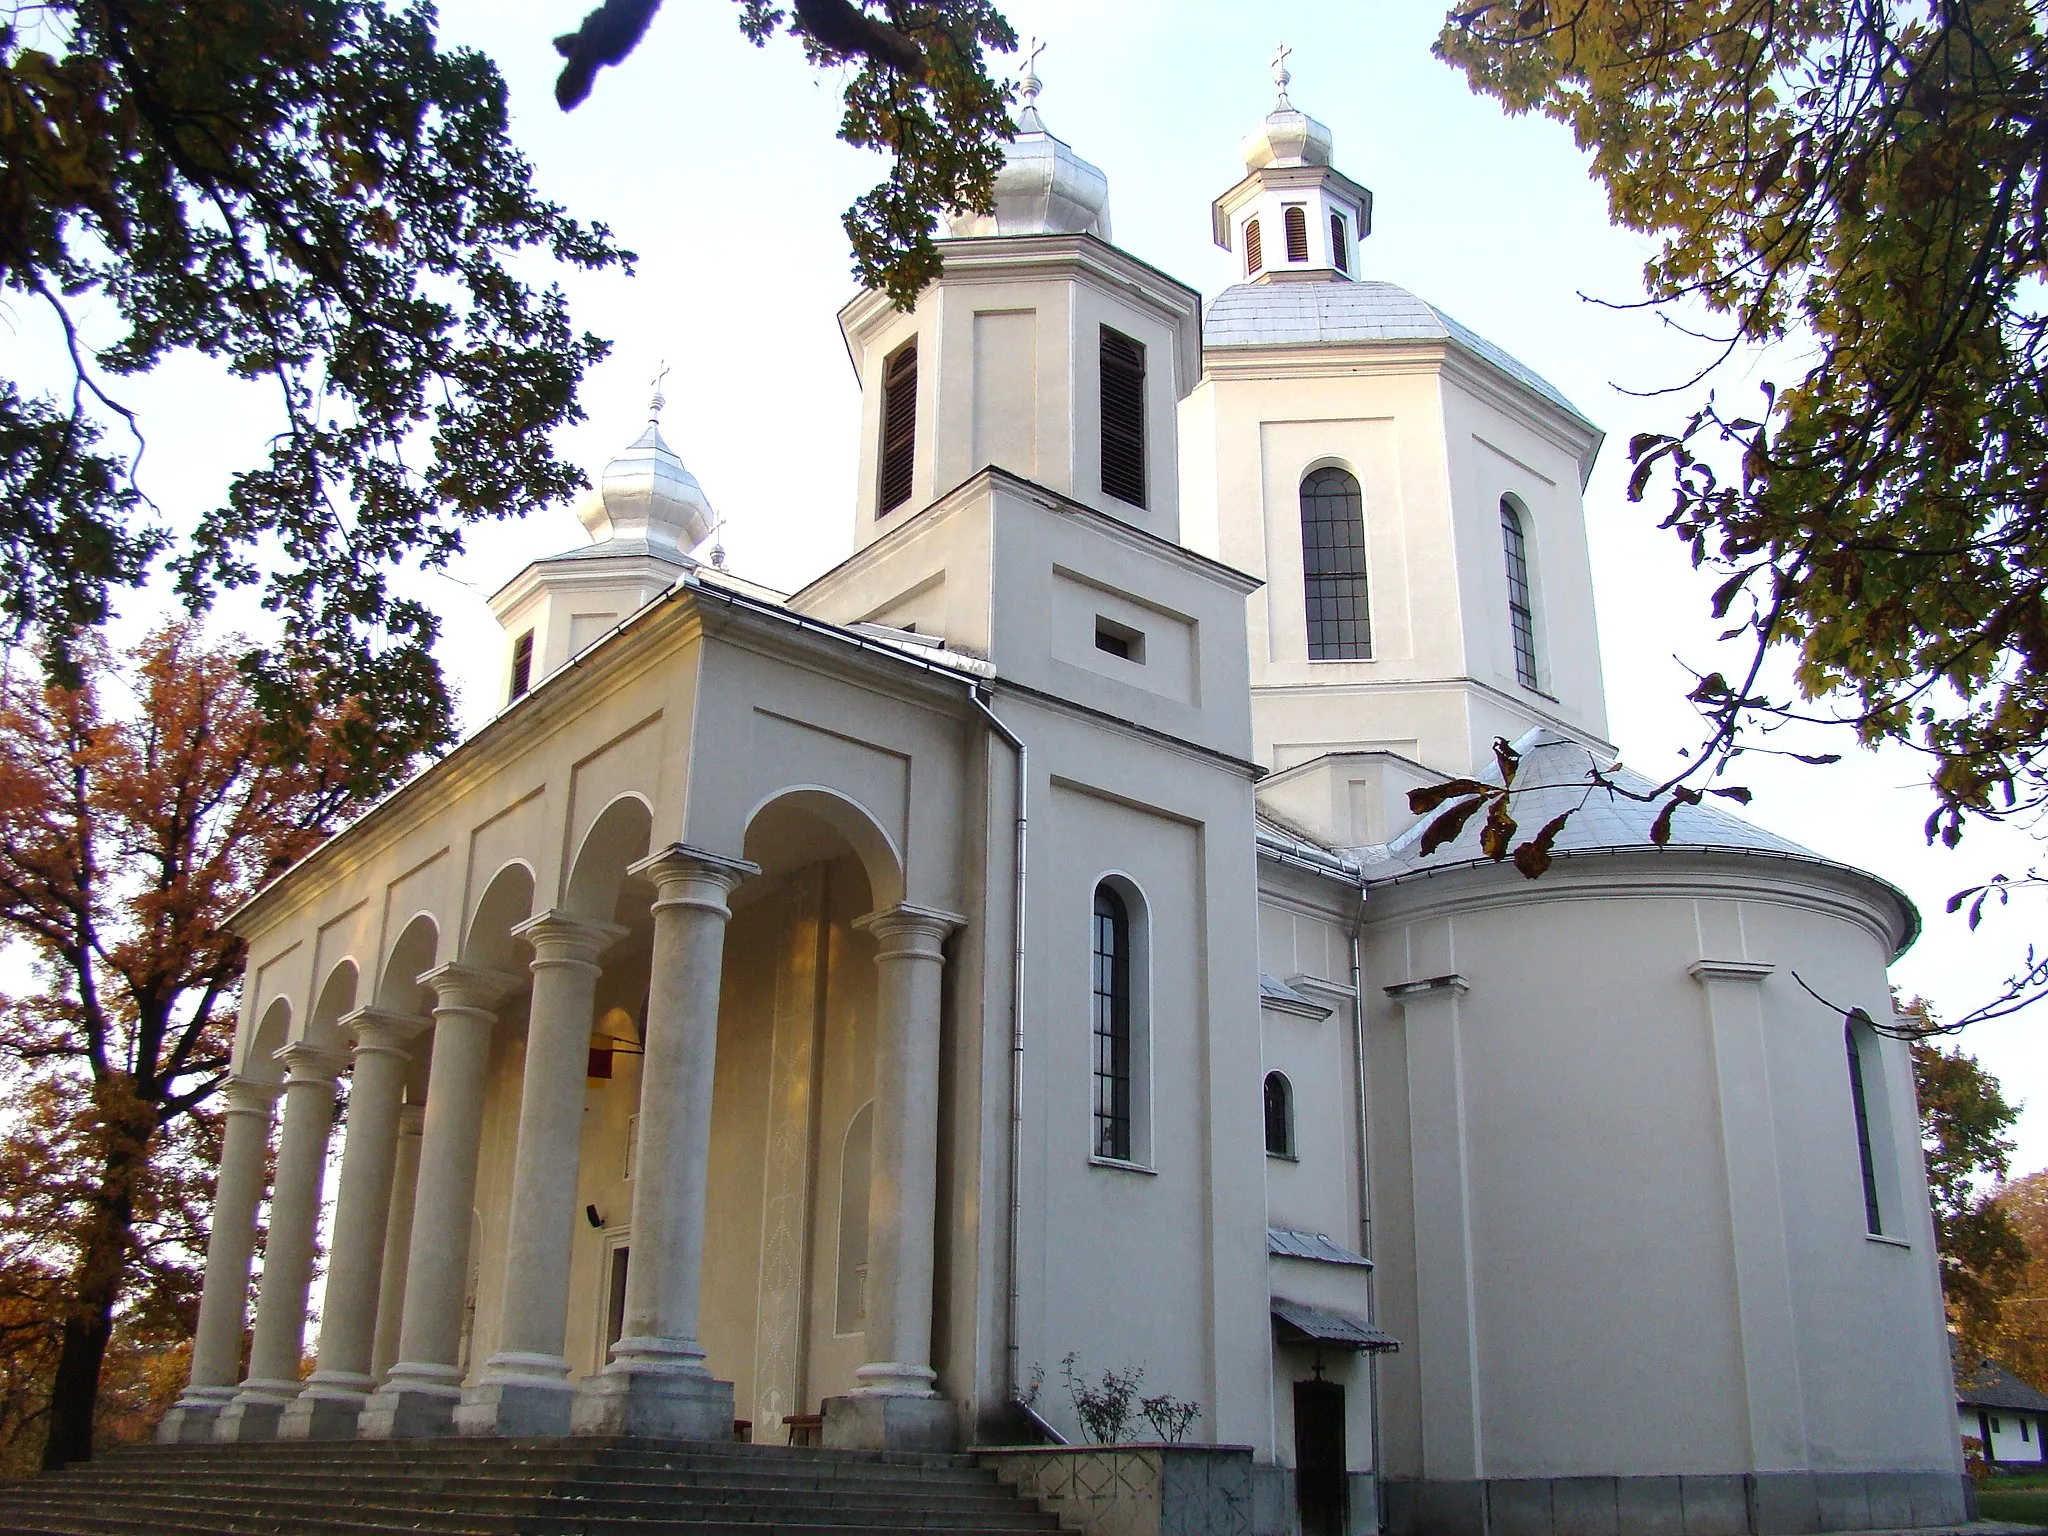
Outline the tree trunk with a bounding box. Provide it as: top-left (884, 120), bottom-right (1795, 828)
top-left (41, 1090), bottom-right (153, 1470)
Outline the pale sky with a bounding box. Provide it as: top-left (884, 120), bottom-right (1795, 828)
top-left (14, 0), bottom-right (2045, 1174)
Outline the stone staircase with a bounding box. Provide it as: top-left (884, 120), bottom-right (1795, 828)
top-left (0, 1436), bottom-right (1072, 1535)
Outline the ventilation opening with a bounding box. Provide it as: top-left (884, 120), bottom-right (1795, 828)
top-left (509, 630), bottom-right (534, 702)
top-left (1095, 616), bottom-right (1145, 663)
top-left (1099, 326), bottom-right (1147, 509)
top-left (1330, 212), bottom-right (1350, 274)
top-left (1284, 204), bottom-right (1309, 263)
top-left (878, 340), bottom-right (918, 515)
top-left (1246, 216), bottom-right (1264, 276)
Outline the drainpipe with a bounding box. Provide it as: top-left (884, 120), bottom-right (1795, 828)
top-left (967, 685), bottom-right (1031, 1424)
top-left (1352, 899), bottom-right (1386, 1535)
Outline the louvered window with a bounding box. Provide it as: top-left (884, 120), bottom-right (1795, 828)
top-left (509, 630), bottom-right (534, 702)
top-left (878, 340), bottom-right (918, 515)
top-left (1330, 212), bottom-right (1350, 274)
top-left (1300, 468), bottom-right (1370, 660)
top-left (1093, 884), bottom-right (1133, 1162)
top-left (1099, 327), bottom-right (1147, 508)
top-left (1284, 205), bottom-right (1309, 262)
top-left (1501, 497), bottom-right (1539, 687)
top-left (1847, 1024), bottom-right (1883, 1235)
top-left (1245, 217), bottom-right (1264, 275)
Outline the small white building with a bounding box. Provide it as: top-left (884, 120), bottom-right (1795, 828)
top-left (158, 54), bottom-right (1967, 1536)
top-left (1957, 1352), bottom-right (2048, 1469)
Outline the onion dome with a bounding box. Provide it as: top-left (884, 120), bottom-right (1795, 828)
top-left (1240, 43), bottom-right (1334, 171)
top-left (945, 39), bottom-right (1111, 240)
top-left (579, 380), bottom-right (714, 557)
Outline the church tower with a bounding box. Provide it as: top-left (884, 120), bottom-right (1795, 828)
top-left (836, 48), bottom-right (1202, 548)
top-left (1179, 55), bottom-right (1612, 847)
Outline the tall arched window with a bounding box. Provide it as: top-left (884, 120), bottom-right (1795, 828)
top-left (1500, 497), bottom-right (1539, 688)
top-left (878, 340), bottom-right (918, 515)
top-left (1092, 884), bottom-right (1133, 1161)
top-left (1284, 204), bottom-right (1309, 263)
top-left (1846, 1024), bottom-right (1883, 1235)
top-left (1329, 212), bottom-right (1350, 274)
top-left (1264, 1071), bottom-right (1294, 1158)
top-left (1300, 468), bottom-right (1370, 660)
top-left (1245, 217), bottom-right (1264, 276)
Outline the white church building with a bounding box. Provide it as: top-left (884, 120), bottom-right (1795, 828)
top-left (157, 54), bottom-right (1967, 1536)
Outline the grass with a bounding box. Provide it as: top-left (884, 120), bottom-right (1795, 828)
top-left (1978, 1486), bottom-right (2048, 1527)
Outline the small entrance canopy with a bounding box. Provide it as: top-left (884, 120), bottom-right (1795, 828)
top-left (1272, 1297), bottom-right (1399, 1353)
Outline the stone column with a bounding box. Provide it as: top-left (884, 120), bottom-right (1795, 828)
top-left (457, 912), bottom-right (622, 1437)
top-left (214, 1041), bottom-right (345, 1442)
top-left (357, 963), bottom-right (519, 1440)
top-left (156, 1076), bottom-right (280, 1444)
top-left (573, 846), bottom-right (757, 1439)
top-left (371, 1103), bottom-right (426, 1382)
top-left (278, 1007), bottom-right (426, 1440)
top-left (825, 902), bottom-right (964, 1453)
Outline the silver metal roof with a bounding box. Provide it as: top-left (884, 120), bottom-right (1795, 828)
top-left (1204, 279), bottom-right (1592, 428)
top-left (1271, 1296), bottom-right (1399, 1352)
top-left (1268, 1227), bottom-right (1372, 1268)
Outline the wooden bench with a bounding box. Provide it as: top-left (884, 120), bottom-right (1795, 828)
top-left (782, 1412), bottom-right (824, 1447)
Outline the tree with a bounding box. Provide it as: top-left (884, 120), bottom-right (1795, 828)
top-left (0, 623), bottom-right (398, 1468)
top-left (1910, 1012), bottom-right (2028, 1351)
top-left (2, 0), bottom-right (624, 764)
top-left (1426, 1), bottom-right (2048, 1001)
top-left (1990, 1168), bottom-right (2048, 1394)
top-left (551, 0), bottom-right (1018, 307)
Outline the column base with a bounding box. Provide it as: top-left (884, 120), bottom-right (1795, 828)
top-left (571, 1366), bottom-right (735, 1440)
top-left (356, 1363), bottom-right (464, 1440)
top-left (455, 1374), bottom-right (576, 1438)
top-left (156, 1388), bottom-right (235, 1444)
top-left (211, 1380), bottom-right (300, 1443)
top-left (276, 1380), bottom-right (371, 1442)
top-left (823, 1392), bottom-right (957, 1452)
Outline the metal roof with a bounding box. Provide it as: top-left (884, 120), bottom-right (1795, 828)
top-left (1260, 974), bottom-right (1333, 1019)
top-left (1271, 1297), bottom-right (1399, 1352)
top-left (1268, 1228), bottom-right (1372, 1268)
top-left (1204, 279), bottom-right (1593, 429)
top-left (1956, 1351), bottom-right (2048, 1413)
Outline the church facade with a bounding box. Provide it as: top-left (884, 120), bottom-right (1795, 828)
top-left (158, 58), bottom-right (1966, 1536)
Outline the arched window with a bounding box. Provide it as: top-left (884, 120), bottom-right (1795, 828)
top-left (509, 630), bottom-right (534, 702)
top-left (1300, 468), bottom-right (1370, 660)
top-left (1245, 217), bottom-right (1264, 276)
top-left (1284, 204), bottom-right (1309, 263)
top-left (1330, 212), bottom-right (1350, 274)
top-left (1846, 1025), bottom-right (1883, 1235)
top-left (1264, 1072), bottom-right (1294, 1158)
top-left (1500, 497), bottom-right (1539, 688)
top-left (878, 340), bottom-right (918, 515)
top-left (1092, 884), bottom-right (1133, 1161)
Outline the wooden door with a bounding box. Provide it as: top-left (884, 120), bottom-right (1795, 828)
top-left (1294, 1378), bottom-right (1348, 1536)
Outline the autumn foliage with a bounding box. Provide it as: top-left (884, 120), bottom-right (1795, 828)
top-left (0, 625), bottom-right (390, 1467)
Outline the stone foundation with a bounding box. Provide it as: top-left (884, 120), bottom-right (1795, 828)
top-left (979, 1443), bottom-right (1255, 1536)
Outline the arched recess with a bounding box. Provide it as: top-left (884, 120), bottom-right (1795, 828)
top-left (565, 795), bottom-right (655, 925)
top-left (237, 996), bottom-right (293, 1082)
top-left (377, 913), bottom-right (440, 1017)
top-left (834, 1100), bottom-right (875, 1335)
top-left (463, 862), bottom-right (536, 972)
top-left (303, 959), bottom-right (360, 1055)
top-left (742, 786), bottom-right (904, 912)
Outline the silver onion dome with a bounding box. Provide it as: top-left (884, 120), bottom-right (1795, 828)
top-left (944, 39), bottom-right (1111, 240)
top-left (579, 386), bottom-right (715, 556)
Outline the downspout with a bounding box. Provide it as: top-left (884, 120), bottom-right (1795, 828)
top-left (966, 684), bottom-right (1035, 1430)
top-left (1352, 897), bottom-right (1386, 1535)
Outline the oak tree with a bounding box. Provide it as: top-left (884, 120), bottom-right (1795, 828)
top-left (0, 623), bottom-right (399, 1467)
top-left (1988, 1168), bottom-right (2048, 1394)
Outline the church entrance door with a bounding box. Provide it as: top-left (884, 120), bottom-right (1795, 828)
top-left (1293, 1378), bottom-right (1347, 1536)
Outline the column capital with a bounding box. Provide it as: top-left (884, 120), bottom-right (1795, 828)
top-left (222, 1076), bottom-right (283, 1117)
top-left (340, 1005), bottom-right (431, 1059)
top-left (274, 1040), bottom-right (346, 1087)
top-left (1689, 958), bottom-right (1775, 985)
top-left (417, 961), bottom-right (522, 1014)
top-left (512, 909), bottom-right (629, 965)
top-left (854, 902), bottom-right (965, 956)
top-left (629, 845), bottom-right (761, 915)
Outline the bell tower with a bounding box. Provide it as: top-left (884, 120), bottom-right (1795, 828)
top-left (837, 45), bottom-right (1202, 547)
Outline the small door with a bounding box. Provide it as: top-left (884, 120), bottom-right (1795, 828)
top-left (1294, 1379), bottom-right (1348, 1536)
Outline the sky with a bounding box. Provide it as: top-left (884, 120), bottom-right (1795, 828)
top-left (14, 1), bottom-right (2047, 1172)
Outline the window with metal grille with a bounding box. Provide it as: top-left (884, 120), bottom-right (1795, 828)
top-left (1092, 883), bottom-right (1132, 1161)
top-left (1264, 1072), bottom-right (1294, 1157)
top-left (1300, 468), bottom-right (1370, 660)
top-left (509, 630), bottom-right (534, 702)
top-left (1245, 217), bottom-right (1264, 275)
top-left (1330, 212), bottom-right (1350, 274)
top-left (1500, 497), bottom-right (1539, 687)
top-left (1284, 204), bottom-right (1309, 262)
top-left (1847, 1023), bottom-right (1883, 1234)
top-left (1099, 327), bottom-right (1147, 508)
top-left (878, 340), bottom-right (918, 514)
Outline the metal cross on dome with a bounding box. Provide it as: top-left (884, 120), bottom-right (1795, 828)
top-left (1020, 35), bottom-right (1045, 105)
top-left (649, 360), bottom-right (670, 419)
top-left (1271, 40), bottom-right (1293, 108)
